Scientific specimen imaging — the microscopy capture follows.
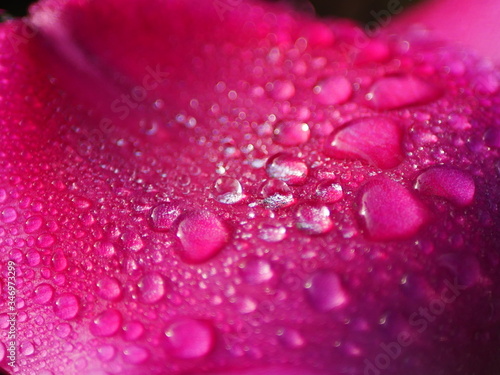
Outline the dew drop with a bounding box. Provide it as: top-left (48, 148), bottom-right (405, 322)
top-left (313, 76), bottom-right (352, 105)
top-left (33, 283), bottom-right (54, 305)
top-left (123, 321), bottom-right (145, 341)
top-left (121, 232), bottom-right (145, 252)
top-left (38, 234), bottom-right (55, 248)
top-left (97, 345), bottom-right (117, 362)
top-left (20, 340), bottom-right (35, 356)
top-left (1, 207), bottom-right (17, 223)
top-left (315, 181), bottom-right (343, 203)
top-left (278, 328), bottom-right (305, 348)
top-left (25, 216), bottom-right (43, 233)
top-left (273, 121), bottom-right (310, 146)
top-left (55, 323), bottom-right (72, 338)
top-left (305, 270), bottom-right (347, 312)
top-left (366, 75), bottom-right (441, 110)
top-left (54, 293), bottom-right (80, 320)
top-left (138, 272), bottom-right (166, 304)
top-left (90, 309), bottom-right (122, 337)
top-left (165, 318), bottom-right (215, 359)
top-left (261, 179), bottom-right (295, 209)
top-left (270, 80), bottom-right (296, 101)
top-left (324, 117), bottom-right (403, 169)
top-left (176, 211), bottom-right (229, 263)
top-left (26, 250), bottom-right (41, 266)
top-left (96, 276), bottom-right (122, 301)
top-left (149, 203), bottom-right (181, 231)
top-left (214, 177), bottom-right (244, 204)
top-left (266, 153), bottom-right (308, 185)
top-left (415, 167), bottom-right (475, 207)
top-left (360, 178), bottom-right (428, 240)
top-left (241, 258), bottom-right (274, 284)
top-left (258, 222), bottom-right (287, 242)
top-left (52, 251), bottom-right (68, 272)
top-left (296, 204), bottom-right (333, 235)
top-left (123, 345), bottom-right (150, 364)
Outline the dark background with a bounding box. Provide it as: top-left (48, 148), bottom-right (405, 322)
top-left (2, 0), bottom-right (423, 23)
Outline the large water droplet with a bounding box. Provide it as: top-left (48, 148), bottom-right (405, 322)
top-left (315, 181), bottom-right (343, 203)
top-left (176, 211), bottom-right (229, 263)
top-left (261, 179), bottom-right (295, 209)
top-left (273, 121), bottom-right (310, 146)
top-left (90, 309), bottom-right (122, 337)
top-left (324, 117), bottom-right (403, 169)
top-left (305, 270), bottom-right (347, 312)
top-left (366, 75), bottom-right (441, 110)
top-left (33, 283), bottom-right (54, 305)
top-left (138, 272), bottom-right (166, 304)
top-left (96, 276), bottom-right (122, 301)
top-left (214, 177), bottom-right (244, 204)
top-left (149, 203), bottom-right (181, 231)
top-left (360, 178), bottom-right (428, 240)
top-left (313, 76), bottom-right (352, 105)
top-left (165, 318), bottom-right (215, 359)
top-left (54, 293), bottom-right (80, 320)
top-left (241, 258), bottom-right (274, 284)
top-left (296, 204), bottom-right (333, 235)
top-left (266, 153), bottom-right (308, 185)
top-left (415, 167), bottom-right (475, 207)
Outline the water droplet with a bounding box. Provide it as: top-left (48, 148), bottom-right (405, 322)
top-left (176, 211), bottom-right (229, 263)
top-left (138, 272), bottom-right (166, 304)
top-left (1, 207), bottom-right (17, 223)
top-left (38, 234), bottom-right (55, 248)
top-left (25, 216), bottom-right (43, 233)
top-left (315, 181), bottom-right (343, 203)
top-left (165, 318), bottom-right (215, 359)
top-left (270, 80), bottom-right (296, 101)
top-left (241, 258), bottom-right (274, 284)
top-left (258, 223), bottom-right (287, 242)
top-left (305, 270), bottom-right (347, 312)
top-left (20, 340), bottom-right (35, 356)
top-left (278, 328), bottom-right (305, 348)
top-left (54, 293), bottom-right (80, 320)
top-left (0, 189), bottom-right (6, 203)
top-left (90, 309), bottom-right (122, 337)
top-left (273, 121), bottom-right (310, 146)
top-left (324, 117), bottom-right (403, 169)
top-left (33, 283), bottom-right (54, 305)
top-left (123, 321), bottom-right (145, 341)
top-left (214, 177), bottom-right (244, 204)
top-left (55, 323), bottom-right (72, 338)
top-left (122, 345), bottom-right (150, 364)
top-left (260, 179), bottom-right (295, 209)
top-left (415, 167), bottom-right (475, 207)
top-left (313, 76), bottom-right (352, 105)
top-left (97, 345), bottom-right (117, 362)
top-left (149, 203), bottom-right (181, 231)
top-left (52, 251), bottom-right (68, 272)
top-left (97, 276), bottom-right (122, 301)
top-left (122, 232), bottom-right (145, 252)
top-left (296, 204), bottom-right (333, 235)
top-left (360, 178), bottom-right (428, 240)
top-left (26, 250), bottom-right (41, 266)
top-left (266, 153), bottom-right (308, 185)
top-left (366, 75), bottom-right (441, 110)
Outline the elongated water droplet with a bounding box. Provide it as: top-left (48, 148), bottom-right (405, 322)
top-left (241, 258), bottom-right (274, 284)
top-left (313, 76), bottom-right (352, 105)
top-left (33, 283), bottom-right (54, 305)
top-left (122, 345), bottom-right (149, 364)
top-left (54, 293), bottom-right (80, 320)
top-left (25, 216), bottom-right (43, 233)
top-left (315, 181), bottom-right (343, 203)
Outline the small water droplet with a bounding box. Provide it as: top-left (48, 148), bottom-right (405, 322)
top-left (38, 234), bottom-right (55, 248)
top-left (149, 203), bottom-right (181, 231)
top-left (55, 323), bottom-right (72, 338)
top-left (121, 232), bottom-right (145, 252)
top-left (54, 293), bottom-right (80, 320)
top-left (313, 76), bottom-right (352, 105)
top-left (296, 204), bottom-right (333, 235)
top-left (324, 117), bottom-right (403, 169)
top-left (27, 250), bottom-right (41, 266)
top-left (260, 179), bottom-right (295, 209)
top-left (415, 167), bottom-right (475, 207)
top-left (33, 283), bottom-right (54, 305)
top-left (1, 207), bottom-right (17, 223)
top-left (315, 181), bottom-right (343, 203)
top-left (305, 270), bottom-right (347, 311)
top-left (266, 153), bottom-right (308, 185)
top-left (90, 309), bottom-right (122, 337)
top-left (273, 121), bottom-right (310, 146)
top-left (176, 211), bottom-right (229, 263)
top-left (214, 177), bottom-right (244, 204)
top-left (122, 345), bottom-right (150, 364)
top-left (25, 216), bottom-right (43, 233)
top-left (360, 178), bottom-right (428, 240)
top-left (97, 276), bottom-right (122, 301)
top-left (241, 258), bottom-right (274, 284)
top-left (164, 318), bottom-right (215, 359)
top-left (138, 272), bottom-right (166, 304)
top-left (123, 321), bottom-right (145, 341)
top-left (366, 75), bottom-right (441, 110)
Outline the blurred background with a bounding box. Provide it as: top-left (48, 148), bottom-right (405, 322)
top-left (2, 0), bottom-right (423, 23)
